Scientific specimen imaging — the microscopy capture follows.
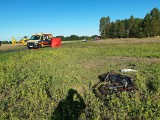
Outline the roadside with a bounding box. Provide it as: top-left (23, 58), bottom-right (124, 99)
top-left (0, 40), bottom-right (83, 54)
top-left (0, 44), bottom-right (28, 54)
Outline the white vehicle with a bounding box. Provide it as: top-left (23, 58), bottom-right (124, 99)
top-left (27, 33), bottom-right (53, 49)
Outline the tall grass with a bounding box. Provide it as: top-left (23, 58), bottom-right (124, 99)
top-left (0, 41), bottom-right (160, 119)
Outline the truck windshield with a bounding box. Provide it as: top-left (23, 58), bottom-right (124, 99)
top-left (30, 35), bottom-right (40, 40)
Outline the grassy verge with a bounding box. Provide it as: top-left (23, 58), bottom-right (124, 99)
top-left (0, 39), bottom-right (160, 119)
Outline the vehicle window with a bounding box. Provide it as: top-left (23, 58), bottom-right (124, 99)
top-left (48, 35), bottom-right (52, 39)
top-left (30, 35), bottom-right (40, 40)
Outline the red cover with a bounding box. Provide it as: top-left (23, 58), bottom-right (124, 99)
top-left (51, 38), bottom-right (61, 48)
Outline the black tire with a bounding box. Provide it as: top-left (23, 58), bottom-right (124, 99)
top-left (36, 44), bottom-right (39, 49)
top-left (39, 44), bottom-right (42, 48)
top-left (33, 44), bottom-right (39, 49)
top-left (92, 82), bottom-right (112, 99)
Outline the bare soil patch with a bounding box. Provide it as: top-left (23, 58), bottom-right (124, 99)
top-left (93, 37), bottom-right (160, 44)
top-left (83, 56), bottom-right (160, 70)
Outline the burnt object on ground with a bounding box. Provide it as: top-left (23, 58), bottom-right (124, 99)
top-left (93, 71), bottom-right (134, 99)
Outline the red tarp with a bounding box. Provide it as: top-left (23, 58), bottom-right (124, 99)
top-left (51, 38), bottom-right (61, 48)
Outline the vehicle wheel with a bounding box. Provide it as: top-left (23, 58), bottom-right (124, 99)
top-left (33, 44), bottom-right (39, 49)
top-left (39, 44), bottom-right (42, 48)
top-left (92, 82), bottom-right (112, 99)
top-left (37, 44), bottom-right (40, 49)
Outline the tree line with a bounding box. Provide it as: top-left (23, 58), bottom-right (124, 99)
top-left (99, 8), bottom-right (160, 38)
top-left (0, 41), bottom-right (12, 44)
top-left (0, 35), bottom-right (100, 44)
top-left (56, 35), bottom-right (99, 41)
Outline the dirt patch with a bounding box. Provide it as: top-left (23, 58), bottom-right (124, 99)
top-left (83, 56), bottom-right (160, 70)
top-left (0, 44), bottom-right (28, 54)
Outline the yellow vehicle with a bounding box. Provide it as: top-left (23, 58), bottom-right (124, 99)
top-left (11, 37), bottom-right (17, 44)
top-left (20, 36), bottom-right (29, 45)
top-left (11, 36), bottom-right (29, 45)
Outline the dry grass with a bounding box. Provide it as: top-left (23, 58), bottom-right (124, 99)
top-left (83, 56), bottom-right (160, 70)
top-left (0, 44), bottom-right (26, 52)
top-left (94, 37), bottom-right (160, 44)
top-left (84, 37), bottom-right (160, 71)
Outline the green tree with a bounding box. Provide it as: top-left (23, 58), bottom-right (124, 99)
top-left (117, 20), bottom-right (126, 38)
top-left (150, 8), bottom-right (160, 36)
top-left (70, 35), bottom-right (79, 40)
top-left (134, 18), bottom-right (143, 38)
top-left (99, 16), bottom-right (110, 38)
top-left (105, 16), bottom-right (111, 38)
top-left (109, 22), bottom-right (118, 38)
top-left (143, 13), bottom-right (151, 37)
top-left (99, 8), bottom-right (160, 38)
top-left (136, 18), bottom-right (145, 38)
top-left (99, 17), bottom-right (106, 38)
top-left (123, 19), bottom-right (130, 38)
top-left (128, 15), bottom-right (135, 37)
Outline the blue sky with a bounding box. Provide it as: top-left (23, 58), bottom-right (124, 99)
top-left (0, 0), bottom-right (160, 41)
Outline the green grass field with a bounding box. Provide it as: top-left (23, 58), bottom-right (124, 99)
top-left (0, 38), bottom-right (160, 120)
